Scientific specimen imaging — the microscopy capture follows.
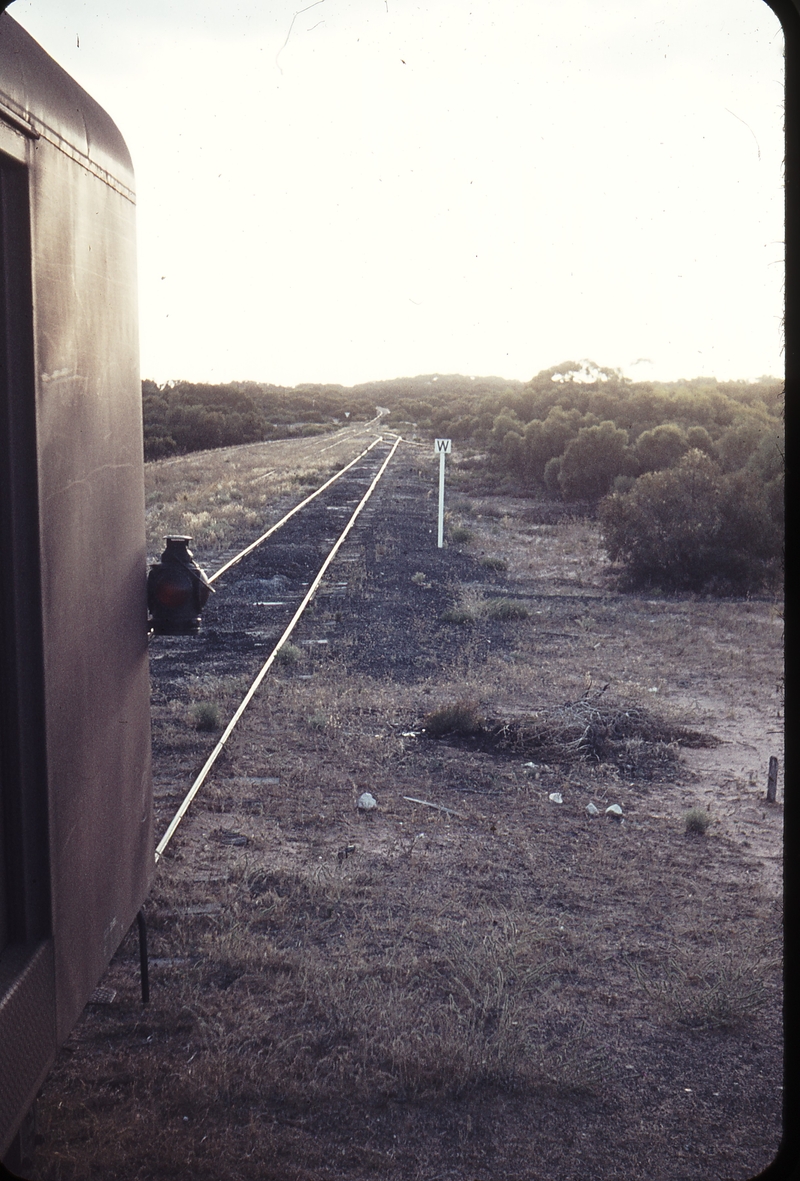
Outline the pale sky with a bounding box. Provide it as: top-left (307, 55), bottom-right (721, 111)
top-left (9, 0), bottom-right (785, 387)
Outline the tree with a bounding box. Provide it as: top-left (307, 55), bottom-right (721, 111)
top-left (634, 423), bottom-right (688, 473)
top-left (685, 425), bottom-right (715, 456)
top-left (520, 406), bottom-right (583, 484)
top-left (717, 417), bottom-right (769, 472)
top-left (599, 450), bottom-right (781, 593)
top-left (558, 421), bottom-right (631, 500)
top-left (543, 455), bottom-right (562, 495)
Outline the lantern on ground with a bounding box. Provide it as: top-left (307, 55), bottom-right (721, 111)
top-left (147, 536), bottom-right (213, 635)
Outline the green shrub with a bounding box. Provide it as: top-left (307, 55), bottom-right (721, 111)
top-left (599, 450), bottom-right (781, 593)
top-left (480, 557), bottom-right (508, 571)
top-left (423, 700), bottom-right (483, 738)
top-left (192, 702), bottom-right (221, 731)
top-left (449, 526), bottom-right (474, 544)
top-left (276, 643), bottom-right (303, 666)
top-left (685, 807), bottom-right (712, 835)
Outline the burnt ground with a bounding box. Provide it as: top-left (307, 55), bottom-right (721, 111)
top-left (29, 441), bottom-right (784, 1181)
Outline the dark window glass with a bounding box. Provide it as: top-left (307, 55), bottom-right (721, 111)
top-left (0, 151), bottom-right (49, 951)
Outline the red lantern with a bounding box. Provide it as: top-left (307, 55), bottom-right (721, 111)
top-left (147, 536), bottom-right (213, 634)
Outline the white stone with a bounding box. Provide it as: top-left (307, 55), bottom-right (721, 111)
top-left (548, 792), bottom-right (563, 804)
top-left (586, 802), bottom-right (600, 817)
top-left (605, 804), bottom-right (624, 818)
top-left (357, 792), bottom-right (377, 811)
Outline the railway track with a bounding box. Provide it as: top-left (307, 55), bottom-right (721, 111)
top-left (209, 436), bottom-right (386, 584)
top-left (151, 435), bottom-right (403, 858)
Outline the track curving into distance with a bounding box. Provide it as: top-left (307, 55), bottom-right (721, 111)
top-left (210, 436), bottom-right (384, 584)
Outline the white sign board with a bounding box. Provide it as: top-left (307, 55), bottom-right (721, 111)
top-left (435, 440), bottom-right (451, 546)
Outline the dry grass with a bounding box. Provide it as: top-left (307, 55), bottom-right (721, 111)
top-left (626, 933), bottom-right (781, 1031)
top-left (144, 426), bottom-right (383, 564)
top-left (479, 556), bottom-right (508, 572)
top-left (422, 699), bottom-right (483, 737)
top-left (484, 597), bottom-right (529, 621)
top-left (440, 586), bottom-right (530, 625)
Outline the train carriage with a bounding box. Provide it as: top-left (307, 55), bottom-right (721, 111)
top-left (0, 11), bottom-right (152, 1162)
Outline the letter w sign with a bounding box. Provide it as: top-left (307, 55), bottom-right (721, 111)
top-left (435, 438), bottom-right (452, 454)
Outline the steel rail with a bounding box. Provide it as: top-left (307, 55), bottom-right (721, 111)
top-left (315, 413), bottom-right (387, 455)
top-left (154, 435), bottom-right (403, 862)
top-left (209, 436), bottom-right (384, 584)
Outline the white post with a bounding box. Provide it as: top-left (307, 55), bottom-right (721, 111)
top-left (435, 439), bottom-right (451, 548)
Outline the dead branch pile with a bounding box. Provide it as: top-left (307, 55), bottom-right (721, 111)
top-left (422, 690), bottom-right (716, 780)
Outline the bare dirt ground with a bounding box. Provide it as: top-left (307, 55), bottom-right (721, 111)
top-left (28, 441), bottom-right (784, 1181)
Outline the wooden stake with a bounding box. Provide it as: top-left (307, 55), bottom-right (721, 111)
top-left (766, 756), bottom-right (779, 803)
